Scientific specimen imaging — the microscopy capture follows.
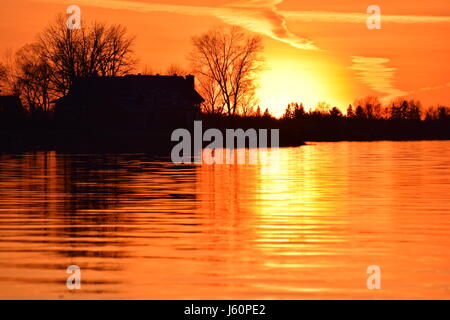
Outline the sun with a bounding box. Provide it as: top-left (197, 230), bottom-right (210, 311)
top-left (256, 56), bottom-right (352, 118)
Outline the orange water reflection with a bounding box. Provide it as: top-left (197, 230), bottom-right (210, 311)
top-left (0, 142), bottom-right (449, 299)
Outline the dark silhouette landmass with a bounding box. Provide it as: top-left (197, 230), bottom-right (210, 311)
top-left (1, 91), bottom-right (450, 154)
top-left (1, 18), bottom-right (448, 154)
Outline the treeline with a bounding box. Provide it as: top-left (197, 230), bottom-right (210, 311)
top-left (200, 97), bottom-right (450, 144)
top-left (1, 97), bottom-right (449, 152)
top-left (280, 97), bottom-right (449, 121)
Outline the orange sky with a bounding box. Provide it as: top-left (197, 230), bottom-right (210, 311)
top-left (1, 0), bottom-right (449, 116)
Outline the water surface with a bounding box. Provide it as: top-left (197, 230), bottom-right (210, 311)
top-left (0, 141), bottom-right (449, 299)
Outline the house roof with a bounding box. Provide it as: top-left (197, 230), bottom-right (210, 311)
top-left (54, 75), bottom-right (204, 105)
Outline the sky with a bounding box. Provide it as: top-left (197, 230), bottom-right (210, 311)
top-left (1, 0), bottom-right (449, 117)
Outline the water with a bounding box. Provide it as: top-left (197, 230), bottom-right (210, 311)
top-left (0, 141), bottom-right (449, 299)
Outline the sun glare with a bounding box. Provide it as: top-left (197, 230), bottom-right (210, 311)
top-left (257, 58), bottom-right (351, 117)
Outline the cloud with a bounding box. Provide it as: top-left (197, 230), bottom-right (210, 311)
top-left (40, 0), bottom-right (450, 100)
top-left (350, 56), bottom-right (407, 102)
top-left (417, 82), bottom-right (450, 92)
top-left (220, 0), bottom-right (318, 49)
top-left (41, 0), bottom-right (318, 50)
top-left (282, 11), bottom-right (450, 24)
top-left (38, 0), bottom-right (450, 51)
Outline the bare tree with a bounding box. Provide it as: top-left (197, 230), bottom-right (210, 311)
top-left (141, 65), bottom-right (156, 75)
top-left (190, 26), bottom-right (263, 116)
top-left (166, 64), bottom-right (187, 76)
top-left (354, 96), bottom-right (382, 119)
top-left (140, 64), bottom-right (186, 76)
top-left (0, 63), bottom-right (6, 83)
top-left (2, 15), bottom-right (136, 111)
top-left (0, 62), bottom-right (7, 95)
top-left (37, 15), bottom-right (136, 96)
top-left (0, 49), bottom-right (20, 96)
top-left (315, 101), bottom-right (331, 113)
top-left (0, 46), bottom-right (52, 111)
top-left (14, 45), bottom-right (53, 111)
top-left (197, 75), bottom-right (223, 114)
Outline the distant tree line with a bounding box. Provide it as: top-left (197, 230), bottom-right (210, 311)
top-left (199, 95), bottom-right (450, 145)
top-left (280, 96), bottom-right (450, 122)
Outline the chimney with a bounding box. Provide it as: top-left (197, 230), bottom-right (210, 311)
top-left (186, 75), bottom-right (195, 90)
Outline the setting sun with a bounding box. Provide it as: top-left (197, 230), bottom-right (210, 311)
top-left (257, 53), bottom-right (352, 116)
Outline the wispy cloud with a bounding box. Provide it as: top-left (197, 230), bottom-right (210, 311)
top-left (350, 56), bottom-right (407, 102)
top-left (282, 11), bottom-right (450, 24)
top-left (417, 82), bottom-right (450, 92)
top-left (38, 0), bottom-right (450, 50)
top-left (41, 0), bottom-right (318, 50)
top-left (40, 0), bottom-right (450, 101)
top-left (220, 1), bottom-right (318, 50)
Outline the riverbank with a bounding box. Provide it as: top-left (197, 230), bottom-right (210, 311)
top-left (1, 114), bottom-right (449, 153)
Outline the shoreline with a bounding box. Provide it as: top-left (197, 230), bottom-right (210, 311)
top-left (2, 132), bottom-right (450, 154)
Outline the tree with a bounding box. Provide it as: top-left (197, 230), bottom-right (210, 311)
top-left (283, 104), bottom-right (294, 119)
top-left (166, 64), bottom-right (187, 76)
top-left (254, 106), bottom-right (262, 117)
top-left (0, 63), bottom-right (6, 83)
top-left (315, 101), bottom-right (331, 114)
top-left (2, 15), bottom-right (136, 111)
top-left (190, 26), bottom-right (264, 116)
top-left (262, 108), bottom-right (273, 119)
top-left (329, 107), bottom-right (343, 118)
top-left (346, 105), bottom-right (354, 118)
top-left (38, 15), bottom-right (136, 95)
top-left (389, 98), bottom-right (421, 120)
top-left (438, 106), bottom-right (449, 120)
top-left (425, 106), bottom-right (438, 121)
top-left (406, 99), bottom-right (421, 120)
top-left (0, 50), bottom-right (20, 96)
top-left (424, 105), bottom-right (450, 121)
top-left (354, 96), bottom-right (382, 119)
top-left (239, 94), bottom-right (257, 116)
top-left (355, 105), bottom-right (365, 119)
top-left (141, 65), bottom-right (156, 75)
top-left (293, 103), bottom-right (306, 119)
top-left (197, 75), bottom-right (223, 114)
top-left (0, 62), bottom-right (7, 95)
top-left (13, 44), bottom-right (53, 111)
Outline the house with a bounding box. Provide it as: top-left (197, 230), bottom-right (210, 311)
top-left (0, 95), bottom-right (23, 114)
top-left (0, 95), bottom-right (24, 128)
top-left (54, 74), bottom-right (204, 130)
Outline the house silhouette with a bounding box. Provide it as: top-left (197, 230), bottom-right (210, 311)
top-left (0, 94), bottom-right (23, 128)
top-left (54, 74), bottom-right (204, 130)
top-left (0, 95), bottom-right (22, 113)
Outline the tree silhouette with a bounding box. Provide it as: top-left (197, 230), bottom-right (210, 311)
top-left (329, 107), bottom-right (343, 118)
top-left (166, 64), bottom-right (187, 76)
top-left (347, 105), bottom-right (354, 118)
top-left (438, 106), bottom-right (449, 120)
top-left (2, 15), bottom-right (136, 111)
top-left (354, 96), bottom-right (382, 119)
top-left (190, 26), bottom-right (264, 116)
top-left (355, 105), bottom-right (365, 119)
